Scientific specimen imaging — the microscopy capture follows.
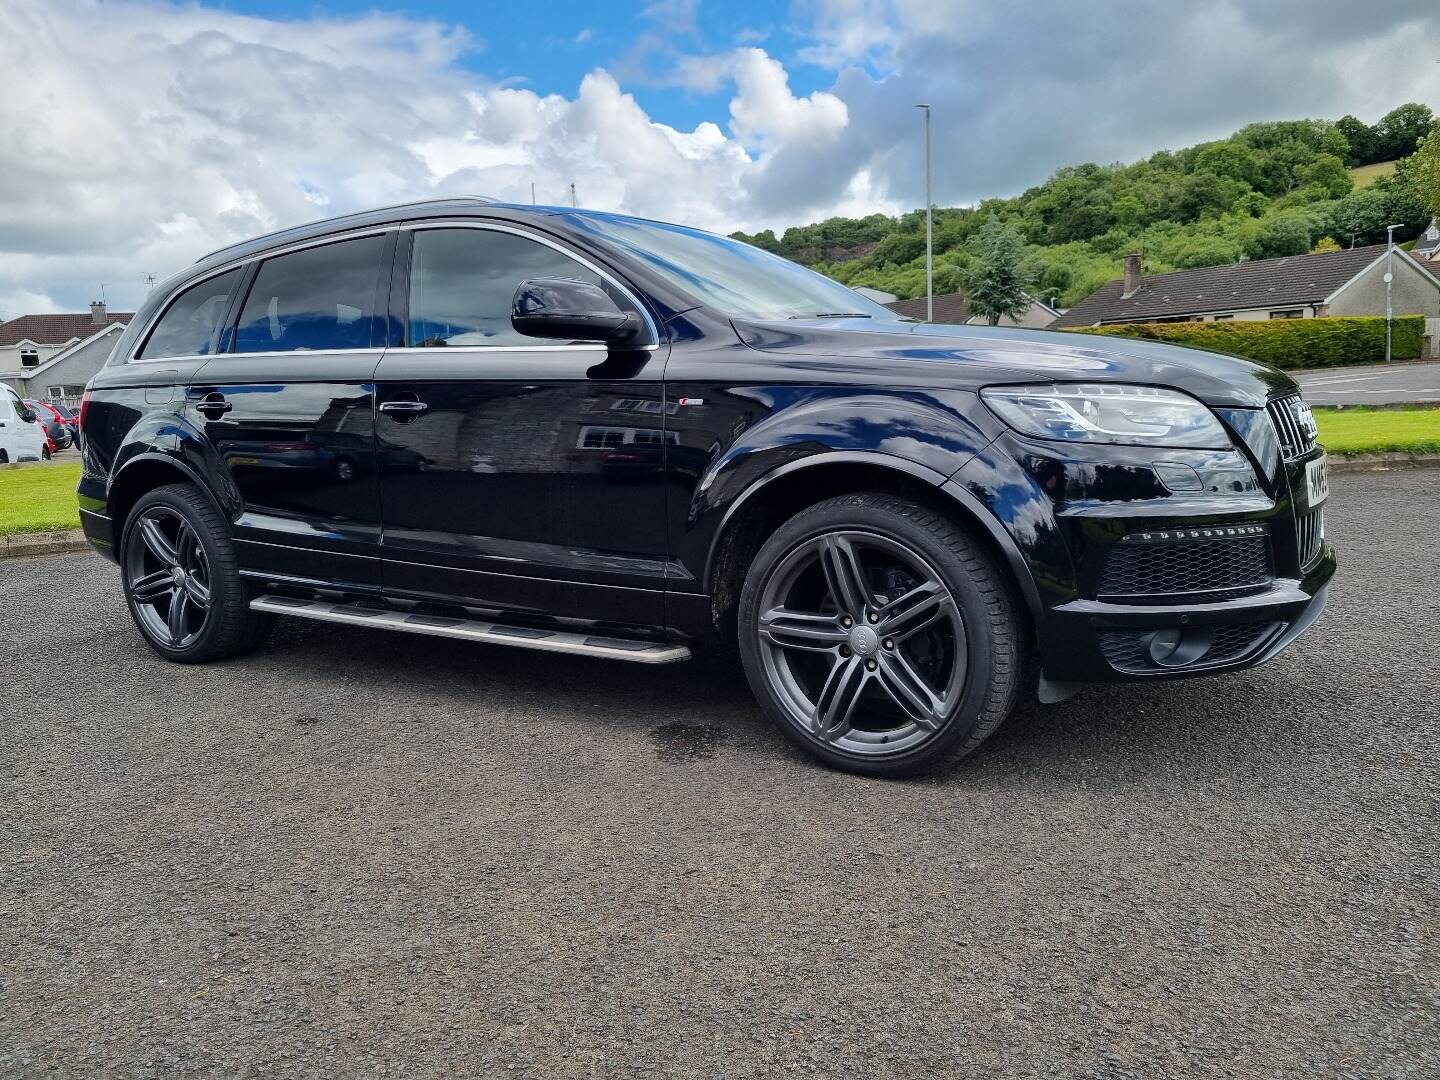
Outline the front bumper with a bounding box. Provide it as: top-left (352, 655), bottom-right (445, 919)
top-left (950, 423), bottom-right (1334, 684)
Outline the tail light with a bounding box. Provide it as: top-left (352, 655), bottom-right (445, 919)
top-left (78, 388), bottom-right (92, 432)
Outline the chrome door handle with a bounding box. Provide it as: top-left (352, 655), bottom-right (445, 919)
top-left (195, 393), bottom-right (232, 418)
top-left (379, 400), bottom-right (428, 415)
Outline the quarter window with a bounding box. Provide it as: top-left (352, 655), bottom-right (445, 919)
top-left (139, 268), bottom-right (244, 360)
top-left (234, 235), bottom-right (386, 354)
top-left (408, 228), bottom-right (605, 348)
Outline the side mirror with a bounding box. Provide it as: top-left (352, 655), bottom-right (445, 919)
top-left (18, 407), bottom-right (36, 423)
top-left (512, 278), bottom-right (639, 344)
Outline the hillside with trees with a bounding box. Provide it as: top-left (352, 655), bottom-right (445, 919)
top-left (731, 103), bottom-right (1437, 307)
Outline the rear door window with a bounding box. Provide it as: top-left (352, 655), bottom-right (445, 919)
top-left (138, 268), bottom-right (244, 360)
top-left (407, 228), bottom-right (603, 348)
top-left (234, 235), bottom-right (387, 354)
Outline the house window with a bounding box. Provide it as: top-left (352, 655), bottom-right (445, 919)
top-left (20, 349), bottom-right (39, 368)
top-left (1269, 309), bottom-right (1304, 319)
top-left (1212, 315), bottom-right (1234, 321)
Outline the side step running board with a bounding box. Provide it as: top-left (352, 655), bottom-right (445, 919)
top-left (249, 594), bottom-right (692, 664)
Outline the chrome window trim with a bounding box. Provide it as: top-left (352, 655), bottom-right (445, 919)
top-left (128, 227), bottom-right (395, 364)
top-left (402, 218), bottom-right (663, 349)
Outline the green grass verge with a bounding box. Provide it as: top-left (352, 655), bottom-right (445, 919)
top-left (0, 460), bottom-right (83, 536)
top-left (1316, 406), bottom-right (1440, 456)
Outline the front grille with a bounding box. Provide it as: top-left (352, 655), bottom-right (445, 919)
top-left (1100, 529), bottom-right (1273, 602)
top-left (1098, 622), bottom-right (1281, 674)
top-left (1267, 394), bottom-right (1319, 461)
top-left (1297, 508), bottom-right (1324, 568)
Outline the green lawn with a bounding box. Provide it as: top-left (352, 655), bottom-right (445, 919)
top-left (1316, 406), bottom-right (1440, 456)
top-left (0, 459), bottom-right (83, 536)
top-left (1349, 160), bottom-right (1397, 189)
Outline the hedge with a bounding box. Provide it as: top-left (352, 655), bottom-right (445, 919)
top-left (1075, 315), bottom-right (1425, 370)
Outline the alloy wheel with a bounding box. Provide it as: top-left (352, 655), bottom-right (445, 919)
top-left (756, 530), bottom-right (968, 756)
top-left (125, 507), bottom-right (213, 649)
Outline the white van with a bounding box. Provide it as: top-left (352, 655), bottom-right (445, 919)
top-left (0, 385), bottom-right (49, 462)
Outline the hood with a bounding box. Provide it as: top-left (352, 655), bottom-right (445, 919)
top-left (732, 318), bottom-right (1296, 409)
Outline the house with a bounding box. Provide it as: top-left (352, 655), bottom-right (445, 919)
top-left (883, 290), bottom-right (1061, 328)
top-left (1413, 219), bottom-right (1440, 262)
top-left (852, 286), bottom-right (898, 304)
top-left (0, 302), bottom-right (131, 403)
top-left (1051, 245), bottom-right (1440, 328)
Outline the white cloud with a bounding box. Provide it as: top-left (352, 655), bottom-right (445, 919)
top-left (0, 0), bottom-right (854, 314)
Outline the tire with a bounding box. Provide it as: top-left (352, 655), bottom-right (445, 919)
top-left (120, 483), bottom-right (274, 663)
top-left (737, 492), bottom-right (1023, 778)
top-left (41, 445), bottom-right (51, 460)
top-left (0, 450), bottom-right (8, 464)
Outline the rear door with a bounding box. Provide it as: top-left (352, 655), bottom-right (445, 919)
top-left (372, 223), bottom-right (670, 627)
top-left (189, 231), bottom-right (395, 589)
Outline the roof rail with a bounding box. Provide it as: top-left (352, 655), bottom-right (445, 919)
top-left (194, 195), bottom-right (503, 264)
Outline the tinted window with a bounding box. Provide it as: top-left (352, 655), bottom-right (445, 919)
top-left (235, 235), bottom-right (386, 354)
top-left (139, 268), bottom-right (244, 360)
top-left (408, 229), bottom-right (604, 347)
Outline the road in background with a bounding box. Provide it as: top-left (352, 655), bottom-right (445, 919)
top-left (3, 471), bottom-right (1437, 1078)
top-left (1293, 359), bottom-right (1440, 404)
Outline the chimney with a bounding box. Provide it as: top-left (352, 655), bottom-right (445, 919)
top-left (89, 300), bottom-right (107, 326)
top-left (1122, 254), bottom-right (1143, 298)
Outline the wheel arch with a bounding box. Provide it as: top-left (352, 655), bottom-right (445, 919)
top-left (703, 451), bottom-right (1043, 638)
top-left (108, 453), bottom-right (226, 550)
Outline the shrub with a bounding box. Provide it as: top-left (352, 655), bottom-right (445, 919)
top-left (1076, 315), bottom-right (1425, 369)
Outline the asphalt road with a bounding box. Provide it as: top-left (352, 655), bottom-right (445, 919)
top-left (4, 471), bottom-right (1437, 1078)
top-left (1293, 359), bottom-right (1440, 404)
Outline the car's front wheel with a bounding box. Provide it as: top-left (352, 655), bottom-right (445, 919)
top-left (737, 493), bottom-right (1023, 778)
top-left (120, 483), bottom-right (274, 663)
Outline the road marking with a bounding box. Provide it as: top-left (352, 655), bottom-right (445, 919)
top-left (1299, 374), bottom-right (1382, 385)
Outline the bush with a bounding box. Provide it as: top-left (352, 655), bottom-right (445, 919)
top-left (1076, 315), bottom-right (1425, 369)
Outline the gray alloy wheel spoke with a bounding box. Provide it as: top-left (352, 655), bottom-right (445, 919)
top-left (758, 607), bottom-right (848, 652)
top-left (131, 569), bottom-right (175, 604)
top-left (813, 655), bottom-right (867, 741)
top-left (139, 517), bottom-right (180, 569)
top-left (879, 582), bottom-right (958, 642)
top-left (166, 590), bottom-right (190, 643)
top-left (819, 534), bottom-right (872, 617)
top-left (180, 573), bottom-right (211, 611)
top-left (875, 652), bottom-right (946, 730)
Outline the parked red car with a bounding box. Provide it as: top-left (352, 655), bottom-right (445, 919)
top-left (24, 399), bottom-right (72, 451)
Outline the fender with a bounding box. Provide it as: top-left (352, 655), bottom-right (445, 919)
top-left (108, 411), bottom-right (241, 521)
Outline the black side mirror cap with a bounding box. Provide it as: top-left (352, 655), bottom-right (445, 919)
top-left (511, 277), bottom-right (639, 344)
top-left (18, 408), bottom-right (36, 423)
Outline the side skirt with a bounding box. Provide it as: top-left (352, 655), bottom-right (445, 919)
top-left (249, 593), bottom-right (692, 664)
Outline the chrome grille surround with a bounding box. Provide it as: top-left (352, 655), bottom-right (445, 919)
top-left (1267, 394), bottom-right (1319, 461)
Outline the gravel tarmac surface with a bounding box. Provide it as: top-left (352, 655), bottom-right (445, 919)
top-left (3, 470), bottom-right (1437, 1078)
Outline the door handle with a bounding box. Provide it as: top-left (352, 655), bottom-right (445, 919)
top-left (195, 393), bottom-right (232, 418)
top-left (380, 399), bottom-right (428, 417)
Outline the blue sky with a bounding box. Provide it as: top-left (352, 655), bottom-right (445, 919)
top-left (212, 0), bottom-right (836, 135)
top-left (2, 0), bottom-right (1438, 313)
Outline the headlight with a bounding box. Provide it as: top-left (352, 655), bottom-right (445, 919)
top-left (980, 383), bottom-right (1230, 448)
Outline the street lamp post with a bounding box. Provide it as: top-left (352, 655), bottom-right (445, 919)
top-left (1385, 223), bottom-right (1403, 362)
top-left (915, 103), bottom-right (933, 323)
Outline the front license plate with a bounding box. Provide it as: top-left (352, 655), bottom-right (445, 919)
top-left (1304, 454), bottom-right (1329, 508)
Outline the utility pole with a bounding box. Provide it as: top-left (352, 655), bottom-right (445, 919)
top-left (570, 182), bottom-right (577, 208)
top-left (915, 104), bottom-right (933, 322)
top-left (1385, 223), bottom-right (1402, 361)
top-left (530, 182), bottom-right (536, 205)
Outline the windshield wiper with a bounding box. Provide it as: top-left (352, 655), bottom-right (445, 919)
top-left (790, 312), bottom-right (874, 319)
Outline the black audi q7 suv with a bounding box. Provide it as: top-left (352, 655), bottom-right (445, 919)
top-left (78, 197), bottom-right (1334, 777)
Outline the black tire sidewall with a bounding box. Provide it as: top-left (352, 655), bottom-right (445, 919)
top-left (737, 497), bottom-right (1014, 777)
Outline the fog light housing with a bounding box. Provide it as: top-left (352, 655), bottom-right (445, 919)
top-left (1146, 626), bottom-right (1215, 668)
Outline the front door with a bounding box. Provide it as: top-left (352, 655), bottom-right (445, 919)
top-left (373, 224), bottom-right (669, 628)
top-left (189, 232), bottom-right (394, 589)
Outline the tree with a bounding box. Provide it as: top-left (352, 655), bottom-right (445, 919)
top-left (1374, 103), bottom-right (1435, 161)
top-left (1336, 115), bottom-right (1379, 166)
top-left (1311, 236), bottom-right (1342, 253)
top-left (1297, 154), bottom-right (1352, 199)
top-left (962, 217), bottom-right (1033, 325)
top-left (1396, 122), bottom-right (1440, 220)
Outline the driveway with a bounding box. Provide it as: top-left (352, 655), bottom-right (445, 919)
top-left (1293, 359), bottom-right (1440, 404)
top-left (3, 471), bottom-right (1437, 1078)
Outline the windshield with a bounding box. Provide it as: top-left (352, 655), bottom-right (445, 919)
top-left (568, 212), bottom-right (898, 322)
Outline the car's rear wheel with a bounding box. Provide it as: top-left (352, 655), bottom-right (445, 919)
top-left (121, 483), bottom-right (273, 663)
top-left (41, 444), bottom-right (51, 460)
top-left (737, 492), bottom-right (1022, 778)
